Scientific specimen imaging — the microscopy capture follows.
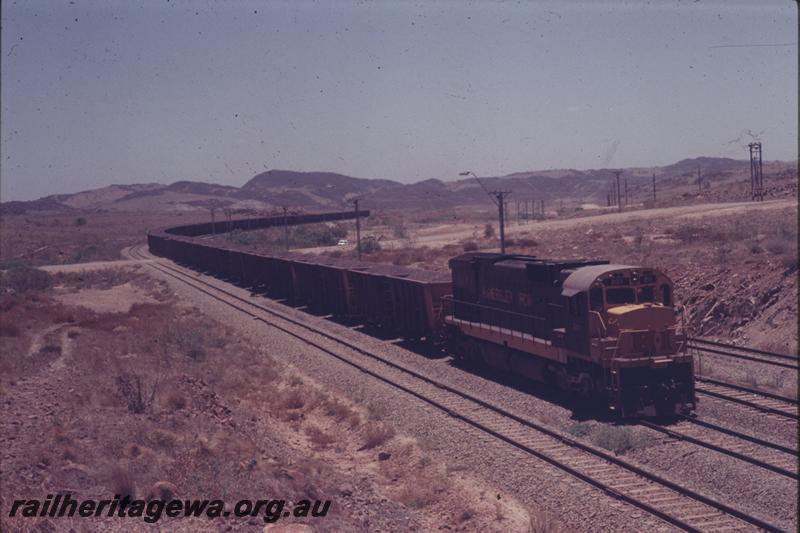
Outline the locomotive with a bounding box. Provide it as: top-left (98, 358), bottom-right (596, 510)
top-left (148, 212), bottom-right (696, 418)
top-left (444, 253), bottom-right (695, 417)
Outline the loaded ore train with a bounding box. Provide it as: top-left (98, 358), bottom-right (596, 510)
top-left (148, 210), bottom-right (695, 418)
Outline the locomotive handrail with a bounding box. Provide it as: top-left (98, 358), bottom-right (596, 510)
top-left (589, 310), bottom-right (607, 338)
top-left (441, 295), bottom-right (548, 324)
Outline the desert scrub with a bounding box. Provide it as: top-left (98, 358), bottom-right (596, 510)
top-left (52, 267), bottom-right (137, 290)
top-left (361, 421), bottom-right (394, 450)
top-left (566, 422), bottom-right (593, 438)
top-left (592, 425), bottom-right (653, 455)
top-left (0, 264), bottom-right (52, 293)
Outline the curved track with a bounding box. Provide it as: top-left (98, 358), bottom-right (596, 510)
top-left (129, 244), bottom-right (788, 533)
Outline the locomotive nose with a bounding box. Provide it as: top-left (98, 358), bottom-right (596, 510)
top-left (607, 303), bottom-right (675, 331)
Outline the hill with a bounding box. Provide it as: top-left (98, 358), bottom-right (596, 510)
top-left (2, 157), bottom-right (794, 214)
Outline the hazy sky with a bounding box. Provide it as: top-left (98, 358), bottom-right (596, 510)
top-left (1, 0), bottom-right (797, 201)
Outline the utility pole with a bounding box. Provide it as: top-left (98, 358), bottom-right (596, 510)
top-left (224, 208), bottom-right (233, 239)
top-left (494, 191), bottom-right (511, 253)
top-left (353, 199), bottom-right (362, 260)
top-left (210, 207), bottom-right (217, 235)
top-left (624, 177), bottom-right (628, 206)
top-left (697, 166), bottom-right (702, 193)
top-left (540, 199), bottom-right (544, 218)
top-left (749, 142), bottom-right (764, 201)
top-left (652, 173), bottom-right (656, 204)
top-left (282, 206), bottom-right (289, 250)
top-left (615, 171), bottom-right (622, 213)
top-left (459, 170), bottom-right (511, 254)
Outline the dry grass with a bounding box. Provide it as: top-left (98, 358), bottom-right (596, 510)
top-left (2, 260), bottom-right (538, 531)
top-left (304, 425), bottom-right (336, 449)
top-left (52, 267), bottom-right (138, 291)
top-left (279, 388), bottom-right (307, 411)
top-left (323, 398), bottom-right (354, 421)
top-left (396, 472), bottom-right (450, 509)
top-left (0, 322), bottom-right (20, 337)
top-left (527, 512), bottom-right (569, 533)
top-left (361, 421), bottom-right (394, 450)
top-left (165, 390), bottom-right (187, 411)
top-left (110, 466), bottom-right (137, 499)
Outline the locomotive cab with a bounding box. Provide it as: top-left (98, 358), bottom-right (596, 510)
top-left (561, 265), bottom-right (684, 358)
top-left (560, 265), bottom-right (695, 416)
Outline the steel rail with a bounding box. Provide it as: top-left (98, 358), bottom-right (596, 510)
top-left (680, 415), bottom-right (797, 455)
top-left (691, 344), bottom-right (798, 370)
top-left (689, 337), bottom-right (798, 361)
top-left (639, 420), bottom-right (797, 480)
top-left (697, 377), bottom-right (799, 406)
top-left (129, 244), bottom-right (788, 533)
top-left (695, 381), bottom-right (798, 420)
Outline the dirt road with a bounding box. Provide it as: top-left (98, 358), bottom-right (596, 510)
top-left (401, 198), bottom-right (797, 249)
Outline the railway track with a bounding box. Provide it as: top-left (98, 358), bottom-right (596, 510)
top-left (689, 337), bottom-right (798, 370)
top-left (640, 416), bottom-right (798, 480)
top-left (695, 378), bottom-right (799, 421)
top-left (129, 244), bottom-right (788, 533)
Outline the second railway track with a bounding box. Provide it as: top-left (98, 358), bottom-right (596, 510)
top-left (695, 378), bottom-right (799, 421)
top-left (129, 244), bottom-right (789, 533)
top-left (688, 337), bottom-right (798, 370)
top-left (640, 415), bottom-right (798, 480)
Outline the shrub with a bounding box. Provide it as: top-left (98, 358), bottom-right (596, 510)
top-left (279, 389), bottom-right (306, 411)
top-left (166, 391), bottom-right (187, 411)
top-left (305, 425), bottom-right (336, 448)
top-left (592, 425), bottom-right (652, 455)
top-left (672, 224), bottom-right (704, 243)
top-left (69, 244), bottom-right (99, 263)
top-left (782, 254), bottom-right (798, 272)
top-left (1, 265), bottom-right (52, 293)
top-left (396, 474), bottom-right (448, 509)
top-left (0, 322), bottom-right (20, 337)
top-left (360, 237), bottom-right (381, 254)
top-left (290, 223), bottom-right (348, 248)
top-left (116, 372), bottom-right (157, 414)
top-left (462, 241), bottom-right (479, 252)
top-left (484, 223), bottom-right (495, 238)
top-left (764, 239), bottom-right (787, 255)
top-left (110, 466), bottom-right (136, 499)
top-left (174, 325), bottom-right (206, 360)
top-left (362, 422), bottom-right (394, 449)
top-left (514, 237), bottom-right (539, 247)
top-left (391, 220), bottom-right (409, 239)
top-left (567, 423), bottom-right (592, 438)
top-left (53, 267), bottom-right (134, 290)
top-left (323, 399), bottom-right (355, 421)
top-left (74, 217), bottom-right (87, 226)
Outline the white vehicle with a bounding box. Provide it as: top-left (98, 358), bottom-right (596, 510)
top-left (337, 239), bottom-right (349, 247)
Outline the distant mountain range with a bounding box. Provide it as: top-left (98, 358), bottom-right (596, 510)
top-left (2, 157), bottom-right (794, 214)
